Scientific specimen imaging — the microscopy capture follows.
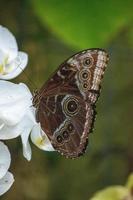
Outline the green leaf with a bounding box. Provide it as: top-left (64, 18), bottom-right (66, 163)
top-left (90, 186), bottom-right (128, 200)
top-left (32, 0), bottom-right (133, 48)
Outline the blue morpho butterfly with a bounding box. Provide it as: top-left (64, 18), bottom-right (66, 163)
top-left (33, 49), bottom-right (109, 158)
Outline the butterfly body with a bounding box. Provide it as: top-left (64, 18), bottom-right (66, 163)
top-left (33, 49), bottom-right (109, 158)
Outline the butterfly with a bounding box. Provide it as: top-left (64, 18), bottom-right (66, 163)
top-left (33, 48), bottom-right (109, 158)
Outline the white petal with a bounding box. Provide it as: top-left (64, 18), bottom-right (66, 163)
top-left (31, 123), bottom-right (55, 151)
top-left (20, 109), bottom-right (37, 161)
top-left (0, 171), bottom-right (14, 196)
top-left (0, 121), bottom-right (4, 130)
top-left (0, 25), bottom-right (18, 63)
top-left (0, 50), bottom-right (6, 75)
top-left (0, 142), bottom-right (11, 179)
top-left (0, 121), bottom-right (24, 139)
top-left (0, 50), bottom-right (6, 66)
top-left (0, 52), bottom-right (28, 80)
top-left (0, 108), bottom-right (35, 140)
top-left (0, 81), bottom-right (32, 105)
top-left (21, 126), bottom-right (32, 161)
top-left (0, 81), bottom-right (32, 126)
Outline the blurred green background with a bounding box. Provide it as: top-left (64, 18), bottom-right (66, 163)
top-left (0, 0), bottom-right (133, 200)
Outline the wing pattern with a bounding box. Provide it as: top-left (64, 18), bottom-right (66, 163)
top-left (33, 49), bottom-right (109, 158)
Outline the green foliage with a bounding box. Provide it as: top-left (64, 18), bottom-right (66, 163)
top-left (32, 0), bottom-right (133, 48)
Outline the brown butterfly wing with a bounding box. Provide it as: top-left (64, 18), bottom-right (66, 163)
top-left (34, 49), bottom-right (109, 158)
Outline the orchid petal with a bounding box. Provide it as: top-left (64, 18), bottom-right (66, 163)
top-left (0, 121), bottom-right (4, 130)
top-left (0, 172), bottom-right (14, 196)
top-left (0, 52), bottom-right (28, 80)
top-left (0, 142), bottom-right (11, 179)
top-left (0, 108), bottom-right (35, 140)
top-left (21, 126), bottom-right (32, 161)
top-left (0, 81), bottom-right (32, 126)
top-left (0, 121), bottom-right (24, 139)
top-left (0, 25), bottom-right (18, 63)
top-left (0, 81), bottom-right (32, 105)
top-left (31, 123), bottom-right (55, 151)
top-left (0, 50), bottom-right (6, 67)
top-left (21, 110), bottom-right (37, 161)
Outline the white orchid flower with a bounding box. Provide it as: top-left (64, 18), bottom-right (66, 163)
top-left (0, 80), bottom-right (54, 161)
top-left (0, 141), bottom-right (14, 196)
top-left (0, 25), bottom-right (54, 196)
top-left (0, 25), bottom-right (28, 80)
top-left (0, 80), bottom-right (34, 161)
top-left (31, 123), bottom-right (55, 151)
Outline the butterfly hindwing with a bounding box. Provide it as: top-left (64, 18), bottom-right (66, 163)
top-left (36, 94), bottom-right (94, 158)
top-left (34, 48), bottom-right (109, 158)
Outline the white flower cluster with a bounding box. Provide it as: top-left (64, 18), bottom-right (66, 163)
top-left (0, 25), bottom-right (54, 196)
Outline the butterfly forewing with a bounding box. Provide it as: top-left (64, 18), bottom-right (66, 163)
top-left (34, 48), bottom-right (109, 158)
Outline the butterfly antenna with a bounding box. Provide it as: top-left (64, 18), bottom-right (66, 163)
top-left (18, 64), bottom-right (38, 93)
top-left (17, 65), bottom-right (43, 107)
